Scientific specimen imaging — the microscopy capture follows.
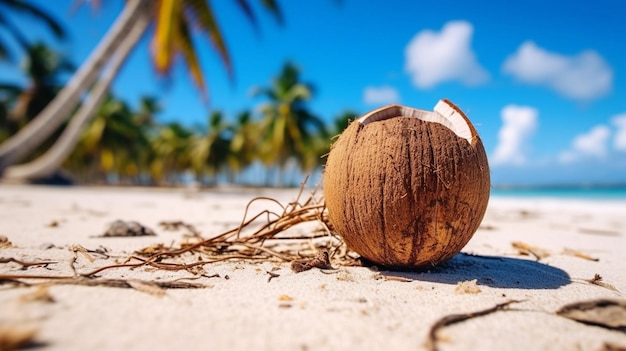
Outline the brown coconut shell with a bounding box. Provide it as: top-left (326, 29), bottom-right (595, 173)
top-left (323, 100), bottom-right (490, 268)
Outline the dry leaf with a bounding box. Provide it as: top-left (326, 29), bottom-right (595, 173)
top-left (455, 279), bottom-right (482, 294)
top-left (135, 243), bottom-right (169, 256)
top-left (0, 235), bottom-right (13, 249)
top-left (384, 275), bottom-right (413, 282)
top-left (46, 220), bottom-right (59, 228)
top-left (556, 299), bottom-right (626, 331)
top-left (69, 244), bottom-right (95, 263)
top-left (290, 250), bottom-right (333, 273)
top-left (278, 294), bottom-right (294, 302)
top-left (602, 342), bottom-right (626, 351)
top-left (0, 324), bottom-right (38, 351)
top-left (19, 285), bottom-right (55, 303)
top-left (563, 248), bottom-right (599, 262)
top-left (578, 227), bottom-right (620, 236)
top-left (127, 280), bottom-right (166, 297)
top-left (511, 241), bottom-right (550, 260)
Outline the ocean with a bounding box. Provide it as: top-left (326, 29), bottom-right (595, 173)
top-left (490, 186), bottom-right (626, 200)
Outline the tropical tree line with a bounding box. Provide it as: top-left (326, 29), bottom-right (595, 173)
top-left (0, 45), bottom-right (355, 186)
top-left (0, 0), bottom-right (356, 186)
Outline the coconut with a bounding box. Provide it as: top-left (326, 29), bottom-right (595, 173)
top-left (323, 100), bottom-right (490, 268)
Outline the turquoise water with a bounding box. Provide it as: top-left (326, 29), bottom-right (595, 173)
top-left (490, 186), bottom-right (626, 200)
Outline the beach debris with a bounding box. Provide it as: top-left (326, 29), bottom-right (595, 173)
top-left (100, 220), bottom-right (156, 237)
top-left (381, 274), bottom-right (413, 282)
top-left (0, 275), bottom-right (207, 290)
top-left (278, 294), bottom-right (293, 301)
top-left (266, 271), bottom-right (280, 283)
top-left (455, 279), bottom-right (482, 294)
top-left (585, 274), bottom-right (620, 292)
top-left (556, 299), bottom-right (626, 331)
top-left (278, 294), bottom-right (294, 308)
top-left (0, 236), bottom-right (13, 249)
top-left (290, 250), bottom-right (333, 273)
top-left (1, 179), bottom-right (350, 287)
top-left (135, 243), bottom-right (170, 256)
top-left (578, 227), bottom-right (621, 237)
top-left (479, 223), bottom-right (496, 230)
top-left (563, 248), bottom-right (599, 261)
top-left (46, 220), bottom-right (59, 228)
top-left (127, 279), bottom-right (166, 297)
top-left (601, 342), bottom-right (626, 351)
top-left (18, 285), bottom-right (55, 303)
top-left (511, 241), bottom-right (550, 260)
top-left (159, 220), bottom-right (201, 237)
top-left (0, 257), bottom-right (56, 269)
top-left (517, 209), bottom-right (537, 218)
top-left (39, 243), bottom-right (56, 249)
top-left (69, 244), bottom-right (95, 263)
top-left (425, 300), bottom-right (523, 351)
top-left (0, 323), bottom-right (39, 351)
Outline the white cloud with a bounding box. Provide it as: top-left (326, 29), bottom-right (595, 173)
top-left (404, 21), bottom-right (489, 89)
top-left (557, 151), bottom-right (577, 164)
top-left (612, 113), bottom-right (626, 151)
top-left (559, 125), bottom-right (611, 163)
top-left (491, 105), bottom-right (538, 166)
top-left (503, 41), bottom-right (613, 101)
top-left (573, 126), bottom-right (611, 156)
top-left (363, 86), bottom-right (400, 105)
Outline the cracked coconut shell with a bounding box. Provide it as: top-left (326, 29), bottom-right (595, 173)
top-left (323, 100), bottom-right (490, 268)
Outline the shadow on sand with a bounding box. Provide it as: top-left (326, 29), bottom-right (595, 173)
top-left (381, 253), bottom-right (571, 289)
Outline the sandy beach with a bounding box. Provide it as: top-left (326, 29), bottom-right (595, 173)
top-left (1, 184), bottom-right (625, 351)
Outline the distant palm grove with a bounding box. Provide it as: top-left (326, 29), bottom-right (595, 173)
top-left (0, 0), bottom-right (356, 187)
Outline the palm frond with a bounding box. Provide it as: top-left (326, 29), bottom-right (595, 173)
top-left (234, 0), bottom-right (258, 30)
top-left (1, 0), bottom-right (66, 39)
top-left (174, 9), bottom-right (207, 98)
top-left (183, 0), bottom-right (233, 78)
top-left (152, 0), bottom-right (181, 73)
top-left (258, 0), bottom-right (283, 24)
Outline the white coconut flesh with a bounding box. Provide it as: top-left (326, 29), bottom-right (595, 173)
top-left (356, 100), bottom-right (475, 145)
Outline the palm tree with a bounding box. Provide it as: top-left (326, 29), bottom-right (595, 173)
top-left (330, 110), bottom-right (358, 137)
top-left (189, 110), bottom-right (232, 186)
top-left (65, 94), bottom-right (147, 183)
top-left (136, 95), bottom-right (162, 126)
top-left (0, 83), bottom-right (22, 141)
top-left (0, 0), bottom-right (66, 61)
top-left (10, 42), bottom-right (75, 126)
top-left (228, 110), bottom-right (259, 182)
top-left (253, 62), bottom-right (327, 184)
top-left (149, 121), bottom-right (194, 185)
top-left (0, 0), bottom-right (282, 181)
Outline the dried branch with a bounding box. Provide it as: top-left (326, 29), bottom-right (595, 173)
top-left (426, 300), bottom-right (524, 351)
top-left (0, 257), bottom-right (57, 269)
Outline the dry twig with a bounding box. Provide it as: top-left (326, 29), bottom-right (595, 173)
top-left (0, 257), bottom-right (57, 269)
top-left (511, 241), bottom-right (550, 260)
top-left (585, 274), bottom-right (619, 292)
top-left (562, 248), bottom-right (599, 262)
top-left (1, 179), bottom-right (351, 288)
top-left (426, 300), bottom-right (523, 351)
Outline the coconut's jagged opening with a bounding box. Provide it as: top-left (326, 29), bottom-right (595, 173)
top-left (357, 100), bottom-right (477, 145)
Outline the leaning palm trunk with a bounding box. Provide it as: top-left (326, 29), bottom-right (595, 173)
top-left (3, 8), bottom-right (151, 181)
top-left (0, 0), bottom-right (152, 173)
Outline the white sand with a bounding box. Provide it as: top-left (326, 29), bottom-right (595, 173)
top-left (1, 184), bottom-right (625, 350)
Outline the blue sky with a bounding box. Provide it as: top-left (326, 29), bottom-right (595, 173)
top-left (2, 0), bottom-right (626, 186)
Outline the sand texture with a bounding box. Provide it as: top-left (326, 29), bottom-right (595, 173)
top-left (1, 185), bottom-right (625, 350)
